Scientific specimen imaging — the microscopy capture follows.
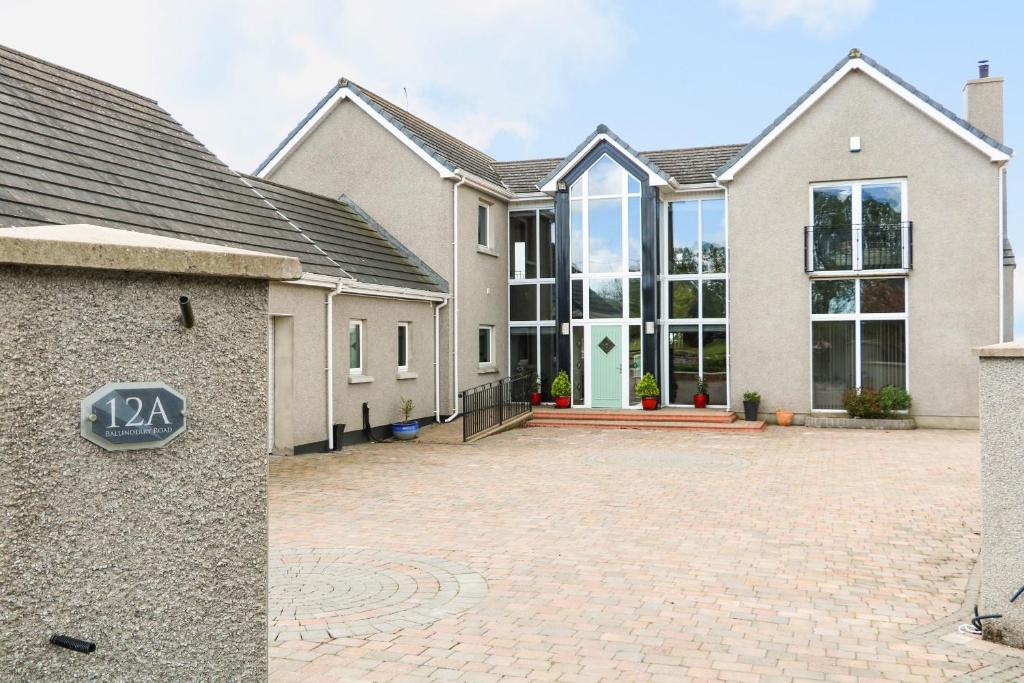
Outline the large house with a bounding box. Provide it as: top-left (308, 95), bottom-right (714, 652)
top-left (256, 48), bottom-right (1012, 431)
top-left (0, 45), bottom-right (1012, 456)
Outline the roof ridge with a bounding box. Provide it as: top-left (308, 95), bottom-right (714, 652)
top-left (642, 143), bottom-right (746, 154)
top-left (0, 43), bottom-right (159, 105)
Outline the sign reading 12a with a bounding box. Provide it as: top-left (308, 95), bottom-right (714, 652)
top-left (80, 382), bottom-right (186, 451)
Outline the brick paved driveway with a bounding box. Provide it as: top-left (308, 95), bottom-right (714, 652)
top-left (269, 426), bottom-right (1024, 682)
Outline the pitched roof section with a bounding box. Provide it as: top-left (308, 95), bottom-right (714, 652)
top-left (0, 43), bottom-right (343, 277)
top-left (491, 158), bottom-right (562, 194)
top-left (245, 176), bottom-right (447, 293)
top-left (535, 125), bottom-right (673, 192)
top-left (715, 49), bottom-right (1012, 181)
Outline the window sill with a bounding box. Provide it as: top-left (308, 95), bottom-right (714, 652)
top-left (476, 245), bottom-right (499, 258)
top-left (397, 371), bottom-right (418, 380)
top-left (807, 268), bottom-right (909, 278)
top-left (477, 365), bottom-right (499, 374)
top-left (348, 375), bottom-right (374, 384)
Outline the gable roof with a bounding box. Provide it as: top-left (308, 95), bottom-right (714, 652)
top-left (0, 43), bottom-right (343, 277)
top-left (245, 175), bottom-right (446, 292)
top-left (715, 48), bottom-right (1013, 182)
top-left (535, 125), bottom-right (675, 193)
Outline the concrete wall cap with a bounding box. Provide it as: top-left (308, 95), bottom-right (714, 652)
top-left (975, 341), bottom-right (1024, 357)
top-left (0, 224), bottom-right (303, 280)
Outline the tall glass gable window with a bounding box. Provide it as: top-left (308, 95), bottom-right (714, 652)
top-left (811, 277), bottom-right (908, 409)
top-left (567, 154), bottom-right (643, 407)
top-left (662, 197), bottom-right (728, 406)
top-left (508, 209), bottom-right (558, 400)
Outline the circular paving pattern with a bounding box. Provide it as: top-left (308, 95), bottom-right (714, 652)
top-left (581, 449), bottom-right (750, 472)
top-left (269, 548), bottom-right (487, 641)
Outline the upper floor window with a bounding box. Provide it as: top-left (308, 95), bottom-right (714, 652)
top-left (806, 180), bottom-right (911, 272)
top-left (477, 203), bottom-right (491, 248)
top-left (668, 198), bottom-right (726, 275)
top-left (569, 154), bottom-right (641, 277)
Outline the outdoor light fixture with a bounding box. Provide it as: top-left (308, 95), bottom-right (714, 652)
top-left (645, 321), bottom-right (655, 334)
top-left (560, 322), bottom-right (569, 335)
top-left (179, 295), bottom-right (195, 329)
top-left (849, 136), bottom-right (862, 152)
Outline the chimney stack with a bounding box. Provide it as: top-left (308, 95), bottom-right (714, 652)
top-left (964, 59), bottom-right (1004, 142)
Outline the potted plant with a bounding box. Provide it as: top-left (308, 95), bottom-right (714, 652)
top-left (530, 375), bottom-right (542, 406)
top-left (635, 372), bottom-right (660, 410)
top-left (551, 370), bottom-right (572, 409)
top-left (392, 396), bottom-right (419, 440)
top-left (742, 391), bottom-right (761, 421)
top-left (693, 376), bottom-right (709, 408)
top-left (775, 408), bottom-right (794, 427)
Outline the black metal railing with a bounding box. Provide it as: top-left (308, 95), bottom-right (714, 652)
top-left (804, 222), bottom-right (912, 272)
top-left (461, 373), bottom-right (533, 441)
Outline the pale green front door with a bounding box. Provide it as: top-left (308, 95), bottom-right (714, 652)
top-left (590, 325), bottom-right (622, 408)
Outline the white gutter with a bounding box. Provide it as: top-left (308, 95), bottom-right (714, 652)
top-left (433, 298), bottom-right (449, 421)
top-left (998, 163), bottom-right (1007, 342)
top-left (325, 279), bottom-right (344, 450)
top-left (445, 172), bottom-right (468, 422)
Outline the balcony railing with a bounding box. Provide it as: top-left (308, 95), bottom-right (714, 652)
top-left (804, 222), bottom-right (912, 273)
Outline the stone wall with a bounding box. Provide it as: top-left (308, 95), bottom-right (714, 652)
top-left (0, 225), bottom-right (295, 680)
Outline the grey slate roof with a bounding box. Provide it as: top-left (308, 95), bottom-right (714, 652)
top-left (715, 49), bottom-right (1013, 179)
top-left (245, 176), bottom-right (446, 292)
top-left (0, 43), bottom-right (342, 276)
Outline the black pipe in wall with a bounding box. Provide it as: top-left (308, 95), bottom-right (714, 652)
top-left (50, 635), bottom-right (96, 653)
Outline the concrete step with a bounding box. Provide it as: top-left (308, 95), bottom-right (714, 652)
top-left (526, 418), bottom-right (767, 432)
top-left (532, 408), bottom-right (737, 424)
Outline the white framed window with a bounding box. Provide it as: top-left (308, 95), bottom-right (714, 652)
top-left (477, 203), bottom-right (491, 248)
top-left (810, 277), bottom-right (908, 410)
top-left (348, 320), bottom-right (363, 375)
top-left (397, 322), bottom-right (409, 371)
top-left (478, 325), bottom-right (494, 367)
top-left (807, 179), bottom-right (909, 272)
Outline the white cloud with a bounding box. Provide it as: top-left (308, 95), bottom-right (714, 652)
top-left (723, 0), bottom-right (876, 36)
top-left (0, 0), bottom-right (627, 169)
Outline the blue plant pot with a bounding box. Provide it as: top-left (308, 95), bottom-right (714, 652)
top-left (392, 421), bottom-right (419, 440)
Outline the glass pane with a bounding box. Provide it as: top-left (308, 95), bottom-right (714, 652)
top-left (628, 278), bottom-right (641, 318)
top-left (509, 212), bottom-right (536, 280)
top-left (703, 325), bottom-right (727, 405)
top-left (701, 199), bottom-right (726, 273)
top-left (479, 328), bottom-right (490, 364)
top-left (627, 196), bottom-right (641, 272)
top-left (539, 283), bottom-right (555, 321)
top-left (569, 178), bottom-right (582, 198)
top-left (811, 280), bottom-right (855, 314)
top-left (702, 280), bottom-right (726, 318)
top-left (860, 278), bottom-right (905, 313)
top-left (588, 197), bottom-right (623, 273)
top-left (812, 321), bottom-right (855, 409)
top-left (398, 326), bottom-right (407, 367)
top-left (861, 320), bottom-right (906, 391)
top-left (627, 173), bottom-right (640, 194)
top-left (628, 325), bottom-right (642, 406)
top-left (668, 281), bottom-right (698, 319)
top-left (861, 183), bottom-right (902, 224)
top-left (349, 324), bottom-right (360, 369)
top-left (509, 327), bottom-right (538, 379)
top-left (571, 280), bottom-right (583, 319)
top-left (572, 326), bottom-right (585, 405)
top-left (669, 201), bottom-right (698, 274)
top-left (509, 284), bottom-right (537, 321)
top-left (588, 155), bottom-right (622, 196)
top-left (540, 327), bottom-right (557, 401)
top-left (477, 206), bottom-right (488, 246)
top-left (588, 279), bottom-right (623, 318)
top-left (539, 209), bottom-right (556, 278)
top-left (668, 325), bottom-right (699, 404)
top-left (813, 186), bottom-right (852, 226)
top-left (570, 200), bottom-right (583, 274)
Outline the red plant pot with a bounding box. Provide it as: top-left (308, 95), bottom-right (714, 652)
top-left (693, 393), bottom-right (709, 408)
top-left (530, 392), bottom-right (542, 406)
top-left (641, 397), bottom-right (658, 411)
top-left (554, 395), bottom-right (571, 409)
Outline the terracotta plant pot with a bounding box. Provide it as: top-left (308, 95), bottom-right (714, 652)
top-left (641, 396), bottom-right (658, 411)
top-left (554, 395), bottom-right (571, 409)
top-left (693, 393), bottom-right (708, 409)
top-left (530, 392), bottom-right (542, 406)
top-left (775, 409), bottom-right (794, 427)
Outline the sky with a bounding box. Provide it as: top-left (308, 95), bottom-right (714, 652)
top-left (2, 0), bottom-right (1022, 334)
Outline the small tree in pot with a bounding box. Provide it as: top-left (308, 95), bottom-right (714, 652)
top-left (635, 372), bottom-right (660, 410)
top-left (693, 376), bottom-right (709, 408)
top-left (551, 370), bottom-right (572, 409)
top-left (392, 396), bottom-right (419, 440)
top-left (742, 391), bottom-right (761, 421)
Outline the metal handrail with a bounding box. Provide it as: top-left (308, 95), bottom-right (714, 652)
top-left (460, 373), bottom-right (533, 441)
top-left (804, 222), bottom-right (912, 272)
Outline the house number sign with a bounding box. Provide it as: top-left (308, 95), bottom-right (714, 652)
top-left (80, 382), bottom-right (186, 451)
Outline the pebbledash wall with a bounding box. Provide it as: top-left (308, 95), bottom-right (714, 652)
top-left (0, 225), bottom-right (299, 680)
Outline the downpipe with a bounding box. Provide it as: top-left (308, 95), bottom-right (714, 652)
top-left (325, 279), bottom-right (344, 450)
top-left (433, 297), bottom-right (448, 422)
top-left (445, 172), bottom-right (468, 423)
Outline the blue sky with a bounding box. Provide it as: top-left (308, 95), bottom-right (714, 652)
top-left (2, 0), bottom-right (1021, 333)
